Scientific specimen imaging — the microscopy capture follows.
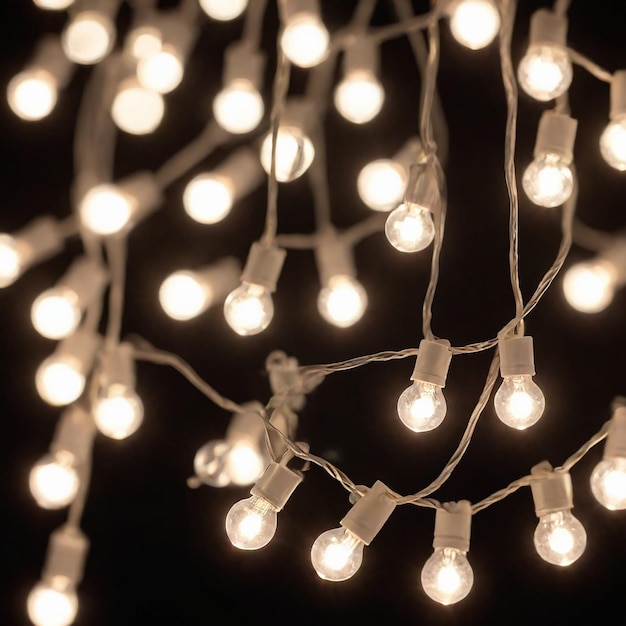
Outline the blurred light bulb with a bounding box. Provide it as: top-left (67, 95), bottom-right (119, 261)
top-left (397, 381), bottom-right (447, 432)
top-left (213, 79), bottom-right (264, 134)
top-left (385, 203), bottom-right (435, 252)
top-left (334, 71), bottom-right (384, 124)
top-left (199, 0), bottom-right (248, 20)
top-left (93, 384), bottom-right (144, 440)
top-left (0, 234), bottom-right (23, 287)
top-left (260, 126), bottom-right (315, 182)
top-left (224, 282), bottom-right (273, 336)
top-left (600, 118), bottom-right (626, 171)
top-left (225, 441), bottom-right (266, 486)
top-left (31, 288), bottom-right (81, 340)
top-left (562, 261), bottom-right (616, 313)
top-left (193, 440), bottom-right (231, 487)
top-left (317, 275), bottom-right (367, 328)
top-left (159, 270), bottom-right (211, 320)
top-left (36, 356), bottom-right (86, 406)
top-left (449, 0), bottom-right (500, 50)
top-left (62, 11), bottom-right (115, 65)
top-left (357, 159), bottom-right (407, 211)
top-left (126, 26), bottom-right (162, 60)
top-left (29, 452), bottom-right (79, 509)
top-left (534, 510), bottom-right (587, 566)
top-left (518, 44), bottom-right (572, 101)
top-left (280, 14), bottom-right (330, 68)
top-left (7, 69), bottom-right (57, 121)
top-left (522, 153), bottom-right (573, 207)
top-left (27, 579), bottom-right (78, 626)
top-left (225, 495), bottom-right (278, 550)
top-left (33, 0), bottom-right (75, 9)
top-left (79, 184), bottom-right (133, 235)
top-left (111, 82), bottom-right (165, 135)
top-left (494, 375), bottom-right (545, 430)
top-left (421, 547), bottom-right (474, 605)
top-left (137, 47), bottom-right (184, 94)
top-left (183, 174), bottom-right (234, 224)
top-left (590, 457), bottom-right (626, 510)
top-left (310, 527), bottom-right (364, 582)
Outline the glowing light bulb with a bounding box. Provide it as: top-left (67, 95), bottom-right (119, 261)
top-left (522, 153), bottom-right (573, 207)
top-left (61, 11), bottom-right (115, 65)
top-left (518, 45), bottom-right (572, 102)
top-left (199, 0), bottom-right (248, 21)
top-left (562, 261), bottom-right (616, 313)
top-left (334, 71), bottom-right (384, 124)
top-left (29, 452), bottom-right (79, 509)
top-left (183, 174), bottom-right (234, 224)
top-left (224, 282), bottom-right (274, 336)
top-left (137, 47), bottom-right (184, 94)
top-left (385, 203), bottom-right (435, 252)
top-left (590, 458), bottom-right (626, 510)
top-left (534, 510), bottom-right (587, 566)
top-left (225, 441), bottom-right (266, 486)
top-left (448, 0), bottom-right (500, 50)
top-left (0, 234), bottom-right (23, 287)
top-left (397, 381), bottom-right (447, 432)
top-left (159, 270), bottom-right (211, 320)
top-left (93, 385), bottom-right (144, 440)
top-left (79, 185), bottom-right (133, 236)
top-left (213, 79), bottom-right (264, 134)
top-left (260, 126), bottom-right (315, 182)
top-left (7, 69), bottom-right (57, 121)
top-left (600, 118), bottom-right (626, 170)
top-left (421, 547), bottom-right (474, 605)
top-left (311, 528), bottom-right (364, 582)
top-left (225, 495), bottom-right (278, 550)
top-left (33, 0), bottom-right (75, 9)
top-left (126, 26), bottom-right (162, 60)
top-left (31, 289), bottom-right (81, 340)
top-left (494, 375), bottom-right (545, 430)
top-left (27, 579), bottom-right (78, 626)
top-left (317, 275), bottom-right (367, 328)
top-left (280, 14), bottom-right (330, 68)
top-left (111, 81), bottom-right (165, 135)
top-left (36, 357), bottom-right (86, 406)
top-left (193, 440), bottom-right (232, 487)
top-left (357, 159), bottom-right (407, 211)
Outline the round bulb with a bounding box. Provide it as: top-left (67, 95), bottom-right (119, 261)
top-left (27, 580), bottom-right (78, 626)
top-left (534, 510), bottom-right (587, 566)
top-left (29, 453), bottom-right (79, 509)
top-left (421, 547), bottom-right (474, 605)
top-left (213, 80), bottom-right (264, 134)
top-left (0, 234), bottom-right (23, 288)
top-left (33, 0), bottom-right (75, 9)
top-left (260, 126), bottom-right (315, 182)
top-left (225, 495), bottom-right (278, 550)
top-left (334, 71), bottom-right (384, 124)
top-left (79, 184), bottom-right (133, 236)
top-left (385, 203), bottom-right (435, 252)
top-left (522, 153), bottom-right (574, 207)
top-left (224, 282), bottom-right (274, 336)
top-left (126, 26), bottom-right (162, 61)
top-left (280, 14), bottom-right (330, 68)
top-left (137, 47), bottom-right (184, 94)
top-left (494, 375), bottom-right (545, 430)
top-left (31, 288), bottom-right (81, 340)
top-left (590, 457), bottom-right (626, 510)
top-left (62, 11), bottom-right (115, 65)
top-left (225, 442), bottom-right (266, 486)
top-left (193, 440), bottom-right (231, 487)
top-left (199, 0), bottom-right (248, 20)
top-left (357, 159), bottom-right (407, 212)
top-left (600, 117), bottom-right (626, 171)
top-left (310, 527), bottom-right (364, 582)
top-left (183, 174), bottom-right (234, 224)
top-left (397, 381), bottom-right (447, 432)
top-left (35, 356), bottom-right (86, 406)
top-left (111, 82), bottom-right (165, 135)
top-left (7, 69), bottom-right (57, 121)
top-left (317, 275), bottom-right (367, 328)
top-left (93, 384), bottom-right (144, 440)
top-left (562, 261), bottom-right (616, 313)
top-left (518, 44), bottom-right (572, 101)
top-left (159, 270), bottom-right (211, 321)
top-left (449, 0), bottom-right (500, 50)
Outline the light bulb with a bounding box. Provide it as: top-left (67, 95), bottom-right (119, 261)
top-left (213, 79), bottom-right (264, 134)
top-left (0, 234), bottom-right (23, 287)
top-left (159, 270), bottom-right (212, 320)
top-left (533, 510), bottom-right (587, 566)
top-left (182, 174), bottom-right (234, 224)
top-left (334, 71), bottom-right (384, 124)
top-left (126, 26), bottom-right (162, 61)
top-left (421, 547), bottom-right (474, 605)
top-left (29, 452), bottom-right (79, 509)
top-left (225, 495), bottom-right (278, 550)
top-left (310, 527), bottom-right (364, 582)
top-left (111, 81), bottom-right (165, 135)
top-left (448, 0), bottom-right (500, 50)
top-left (137, 47), bottom-right (184, 94)
top-left (317, 275), bottom-right (367, 328)
top-left (385, 203), bottom-right (435, 252)
top-left (494, 375), bottom-right (545, 430)
top-left (357, 159), bottom-right (407, 212)
top-left (260, 126), bottom-right (315, 182)
top-left (280, 14), bottom-right (330, 68)
top-left (61, 11), bottom-right (115, 65)
top-left (224, 282), bottom-right (274, 336)
top-left (397, 381), bottom-right (447, 432)
top-left (193, 440), bottom-right (232, 487)
top-left (562, 261), bottom-right (616, 313)
top-left (522, 153), bottom-right (574, 207)
top-left (36, 356), bottom-right (86, 406)
top-left (199, 0), bottom-right (248, 21)
top-left (79, 184), bottom-right (133, 235)
top-left (600, 118), bottom-right (626, 171)
top-left (33, 0), bottom-right (75, 9)
top-left (31, 288), bottom-right (81, 340)
top-left (7, 69), bottom-right (57, 121)
top-left (590, 457), bottom-right (626, 511)
top-left (93, 384), bottom-right (144, 440)
top-left (27, 579), bottom-right (78, 626)
top-left (225, 441), bottom-right (267, 486)
top-left (518, 44), bottom-right (572, 101)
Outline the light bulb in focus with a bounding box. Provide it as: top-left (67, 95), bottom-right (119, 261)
top-left (448, 0), bottom-right (500, 50)
top-left (93, 385), bottom-right (144, 440)
top-left (518, 44), bottom-right (572, 102)
top-left (0, 234), bottom-right (23, 287)
top-left (385, 203), bottom-right (435, 252)
top-left (193, 440), bottom-right (231, 487)
top-left (533, 510), bottom-right (587, 566)
top-left (494, 375), bottom-right (545, 430)
top-left (224, 282), bottom-right (273, 336)
top-left (522, 153), bottom-right (573, 208)
top-left (225, 495), bottom-right (278, 550)
top-left (421, 547), bottom-right (474, 605)
top-left (213, 80), bottom-right (264, 134)
top-left (562, 261), bottom-right (616, 313)
top-left (137, 47), bottom-right (184, 94)
top-left (29, 452), bottom-right (79, 509)
top-left (7, 69), bottom-right (57, 121)
top-left (317, 275), bottom-right (367, 328)
top-left (111, 81), bottom-right (165, 135)
top-left (590, 458), bottom-right (626, 510)
top-left (159, 270), bottom-right (212, 320)
top-left (397, 381), bottom-right (447, 432)
top-left (183, 174), bottom-right (234, 224)
top-left (61, 11), bottom-right (115, 65)
top-left (31, 289), bottom-right (81, 340)
top-left (225, 441), bottom-right (266, 486)
top-left (260, 126), bottom-right (315, 182)
top-left (357, 159), bottom-right (407, 211)
top-left (36, 356), bottom-right (86, 406)
top-left (600, 118), bottom-right (626, 171)
top-left (27, 579), bottom-right (78, 626)
top-left (79, 184), bottom-right (133, 235)
top-left (33, 0), bottom-right (75, 9)
top-left (280, 14), bottom-right (330, 68)
top-left (199, 0), bottom-right (248, 20)
top-left (310, 527), bottom-right (364, 582)
top-left (334, 71), bottom-right (384, 124)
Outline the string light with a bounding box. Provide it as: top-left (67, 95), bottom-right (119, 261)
top-left (278, 0), bottom-right (330, 69)
top-left (61, 6), bottom-right (116, 65)
top-left (600, 70), bottom-right (626, 170)
top-left (111, 78), bottom-right (165, 135)
top-left (446, 0), bottom-right (501, 50)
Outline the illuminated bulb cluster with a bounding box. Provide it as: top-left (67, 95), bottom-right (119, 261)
top-left (447, 0), bottom-right (501, 50)
top-left (279, 0), bottom-right (330, 69)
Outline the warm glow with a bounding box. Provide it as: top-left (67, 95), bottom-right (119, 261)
top-left (522, 153), bottom-right (574, 207)
top-left (183, 174), bottom-right (234, 224)
top-left (280, 14), bottom-right (330, 68)
top-left (27, 580), bottom-right (78, 626)
top-left (225, 442), bottom-right (266, 486)
top-left (0, 234), bottom-right (23, 288)
top-left (562, 261), bottom-right (616, 313)
top-left (260, 126), bottom-right (315, 182)
top-left (449, 0), bottom-right (500, 50)
top-left (600, 118), bottom-right (626, 171)
top-left (137, 47), bottom-right (184, 94)
top-left (112, 81), bottom-right (165, 135)
top-left (199, 0), bottom-right (248, 21)
top-left (62, 11), bottom-right (114, 65)
top-left (7, 70), bottom-right (57, 121)
top-left (317, 275), bottom-right (367, 328)
top-left (518, 44), bottom-right (572, 102)
top-left (35, 357), bottom-right (86, 406)
top-left (357, 159), bottom-right (407, 211)
top-left (79, 185), bottom-right (133, 236)
top-left (93, 385), bottom-right (144, 440)
top-left (334, 72), bottom-right (384, 124)
top-left (159, 271), bottom-right (212, 320)
top-left (213, 80), bottom-right (264, 134)
top-left (31, 289), bottom-right (81, 340)
top-left (29, 454), bottom-right (79, 509)
top-left (385, 203), bottom-right (435, 252)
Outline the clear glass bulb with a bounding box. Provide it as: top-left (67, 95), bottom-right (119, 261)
top-left (93, 384), bottom-right (144, 440)
top-left (225, 495), bottom-right (278, 550)
top-left (183, 174), bottom-right (234, 224)
top-left (421, 547), bottom-right (474, 605)
top-left (317, 275), bottom-right (367, 328)
top-left (137, 47), bottom-right (184, 94)
top-left (522, 153), bottom-right (574, 208)
top-left (193, 440), bottom-right (231, 487)
top-left (199, 0), bottom-right (248, 21)
top-left (36, 356), bottom-right (86, 406)
top-left (159, 270), bottom-right (212, 321)
top-left (385, 203), bottom-right (435, 252)
top-left (61, 11), bottom-right (115, 65)
top-left (562, 261), bottom-right (616, 313)
top-left (7, 69), bottom-right (57, 121)
top-left (494, 375), bottom-right (545, 430)
top-left (0, 234), bottom-right (23, 288)
top-left (357, 159), bottom-right (407, 212)
top-left (79, 184), bottom-right (133, 236)
top-left (334, 71), bottom-right (385, 124)
top-left (449, 0), bottom-right (500, 50)
top-left (224, 282), bottom-right (274, 336)
top-left (590, 457), bottom-right (626, 510)
top-left (310, 527), bottom-right (364, 582)
top-left (518, 44), bottom-right (572, 101)
top-left (280, 14), bottom-right (330, 68)
top-left (31, 288), bottom-right (81, 340)
top-left (534, 510), bottom-right (587, 566)
top-left (260, 126), bottom-right (315, 182)
top-left (600, 117), bottom-right (626, 171)
top-left (29, 452), bottom-right (80, 509)
top-left (111, 81), bottom-right (165, 135)
top-left (397, 381), bottom-right (447, 432)
top-left (225, 441), bottom-right (267, 486)
top-left (33, 0), bottom-right (75, 9)
top-left (27, 578), bottom-right (78, 626)
top-left (213, 80), bottom-right (264, 134)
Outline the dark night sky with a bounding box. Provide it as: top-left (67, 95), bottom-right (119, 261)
top-left (1, 1), bottom-right (626, 625)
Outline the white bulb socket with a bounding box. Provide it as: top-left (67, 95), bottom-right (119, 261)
top-left (528, 9), bottom-right (568, 50)
top-left (42, 526), bottom-right (89, 588)
top-left (240, 242), bottom-right (286, 294)
top-left (403, 161), bottom-right (440, 211)
top-left (212, 147), bottom-right (264, 202)
top-left (533, 111), bottom-right (578, 164)
top-left (602, 406), bottom-right (626, 460)
top-left (250, 460), bottom-right (303, 511)
top-left (609, 70), bottom-right (626, 120)
top-left (32, 35), bottom-right (74, 89)
top-left (222, 40), bottom-right (265, 90)
top-left (498, 335), bottom-right (536, 377)
top-left (50, 404), bottom-right (95, 466)
top-left (98, 342), bottom-right (136, 391)
top-left (411, 339), bottom-right (452, 388)
top-left (432, 500), bottom-right (472, 552)
top-left (530, 461), bottom-right (573, 516)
